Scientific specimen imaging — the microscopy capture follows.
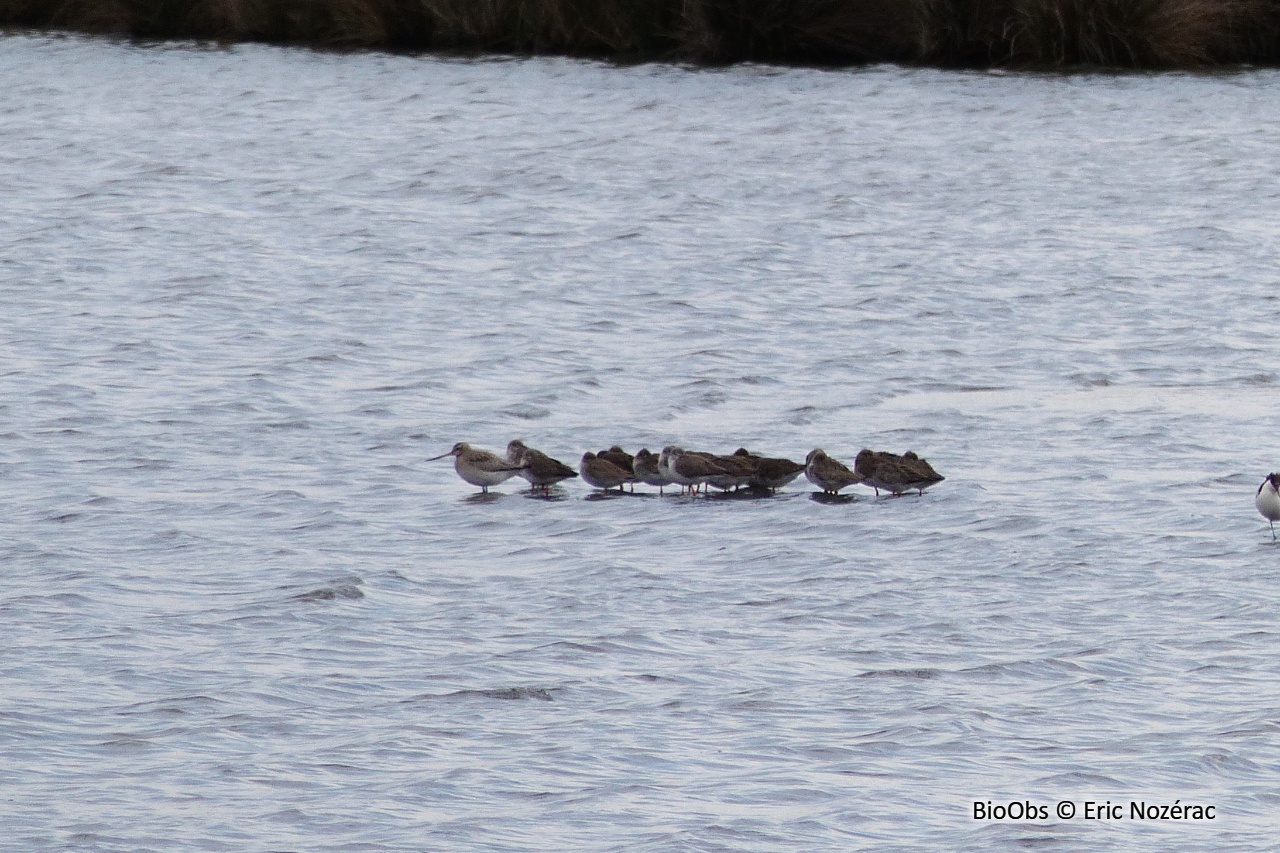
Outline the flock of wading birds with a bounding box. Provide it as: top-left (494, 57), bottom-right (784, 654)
top-left (429, 440), bottom-right (945, 497)
top-left (427, 440), bottom-right (1280, 538)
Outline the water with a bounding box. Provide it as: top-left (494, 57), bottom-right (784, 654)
top-left (2, 34), bottom-right (1279, 851)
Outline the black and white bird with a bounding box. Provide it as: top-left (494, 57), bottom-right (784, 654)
top-left (1257, 473), bottom-right (1280, 539)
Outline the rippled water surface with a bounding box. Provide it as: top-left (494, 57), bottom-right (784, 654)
top-left (4, 34), bottom-right (1280, 851)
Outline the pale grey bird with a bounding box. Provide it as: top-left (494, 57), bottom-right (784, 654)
top-left (429, 442), bottom-right (526, 493)
top-left (632, 448), bottom-right (677, 494)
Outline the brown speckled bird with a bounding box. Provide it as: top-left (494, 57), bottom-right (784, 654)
top-left (506, 440), bottom-right (577, 494)
top-left (855, 448), bottom-right (944, 496)
top-left (804, 449), bottom-right (864, 495)
top-left (580, 452), bottom-right (635, 492)
top-left (736, 448), bottom-right (805, 493)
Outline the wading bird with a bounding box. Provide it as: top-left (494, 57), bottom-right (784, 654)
top-left (855, 448), bottom-right (945, 496)
top-left (429, 442), bottom-right (526, 493)
top-left (1257, 473), bottom-right (1280, 539)
top-left (632, 448), bottom-right (677, 495)
top-left (580, 452), bottom-right (634, 492)
top-left (506, 440), bottom-right (577, 494)
top-left (804, 449), bottom-right (863, 495)
top-left (735, 448), bottom-right (805, 493)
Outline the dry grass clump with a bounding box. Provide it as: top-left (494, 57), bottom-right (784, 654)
top-left (0, 0), bottom-right (686, 51)
top-left (919, 0), bottom-right (1265, 66)
top-left (2, 0), bottom-right (1280, 67)
top-left (678, 0), bottom-right (918, 64)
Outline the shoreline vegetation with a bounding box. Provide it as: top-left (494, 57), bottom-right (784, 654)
top-left (4, 0), bottom-right (1280, 68)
